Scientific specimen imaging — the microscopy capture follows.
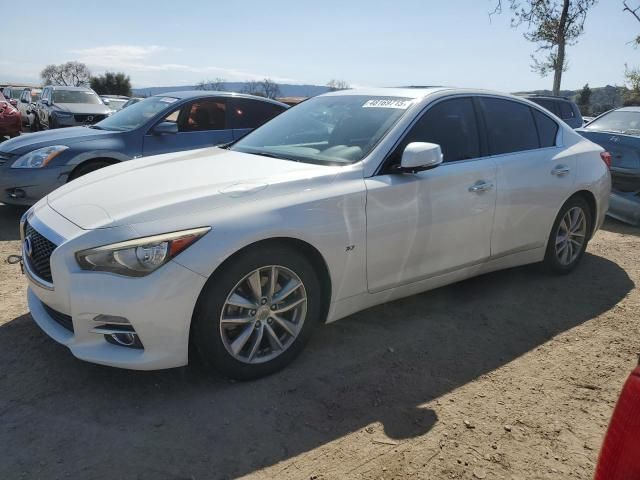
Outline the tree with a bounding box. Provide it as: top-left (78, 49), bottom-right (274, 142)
top-left (623, 64), bottom-right (640, 105)
top-left (196, 77), bottom-right (226, 91)
top-left (577, 83), bottom-right (592, 115)
top-left (41, 61), bottom-right (91, 87)
top-left (623, 1), bottom-right (640, 45)
top-left (242, 80), bottom-right (263, 96)
top-left (260, 78), bottom-right (281, 99)
top-left (326, 79), bottom-right (350, 91)
top-left (492, 0), bottom-right (598, 95)
top-left (90, 72), bottom-right (132, 96)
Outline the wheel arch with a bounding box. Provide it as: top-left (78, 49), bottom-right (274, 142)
top-left (67, 157), bottom-right (121, 182)
top-left (569, 189), bottom-right (598, 239)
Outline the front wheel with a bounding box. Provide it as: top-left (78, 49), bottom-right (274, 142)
top-left (543, 196), bottom-right (592, 274)
top-left (192, 245), bottom-right (323, 380)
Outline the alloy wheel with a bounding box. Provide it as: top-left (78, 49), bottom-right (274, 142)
top-left (555, 206), bottom-right (587, 266)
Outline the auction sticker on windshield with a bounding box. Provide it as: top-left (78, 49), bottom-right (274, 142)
top-left (363, 99), bottom-right (412, 109)
top-left (159, 97), bottom-right (178, 103)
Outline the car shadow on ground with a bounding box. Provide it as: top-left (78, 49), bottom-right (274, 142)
top-left (0, 203), bottom-right (27, 241)
top-left (602, 216), bottom-right (640, 237)
top-left (0, 253), bottom-right (633, 480)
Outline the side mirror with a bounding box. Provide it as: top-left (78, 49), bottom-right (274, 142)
top-left (9, 99), bottom-right (18, 107)
top-left (399, 142), bottom-right (443, 172)
top-left (41, 99), bottom-right (49, 106)
top-left (153, 121), bottom-right (178, 135)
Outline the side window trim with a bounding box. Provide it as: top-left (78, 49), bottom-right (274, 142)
top-left (531, 106), bottom-right (562, 149)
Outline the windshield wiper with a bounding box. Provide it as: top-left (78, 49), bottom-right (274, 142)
top-left (88, 125), bottom-right (104, 130)
top-left (248, 151), bottom-right (299, 162)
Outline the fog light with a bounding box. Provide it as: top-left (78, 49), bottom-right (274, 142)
top-left (111, 332), bottom-right (136, 346)
top-left (7, 188), bottom-right (26, 199)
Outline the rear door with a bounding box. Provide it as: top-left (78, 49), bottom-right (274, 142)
top-left (142, 97), bottom-right (233, 156)
top-left (480, 97), bottom-right (576, 256)
top-left (229, 98), bottom-right (286, 140)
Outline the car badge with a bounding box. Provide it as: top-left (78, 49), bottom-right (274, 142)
top-left (24, 235), bottom-right (33, 258)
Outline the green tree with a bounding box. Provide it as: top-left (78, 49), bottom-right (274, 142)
top-left (90, 72), bottom-right (132, 96)
top-left (577, 83), bottom-right (592, 115)
top-left (492, 0), bottom-right (598, 95)
top-left (41, 61), bottom-right (91, 86)
top-left (623, 64), bottom-right (640, 106)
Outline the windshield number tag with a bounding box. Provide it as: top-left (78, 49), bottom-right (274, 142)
top-left (363, 99), bottom-right (412, 109)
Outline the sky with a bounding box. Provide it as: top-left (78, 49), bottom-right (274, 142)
top-left (0, 0), bottom-right (638, 92)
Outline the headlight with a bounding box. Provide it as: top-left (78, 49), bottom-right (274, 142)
top-left (75, 227), bottom-right (211, 277)
top-left (11, 145), bottom-right (69, 169)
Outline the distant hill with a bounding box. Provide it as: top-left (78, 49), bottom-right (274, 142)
top-left (516, 85), bottom-right (628, 115)
top-left (132, 82), bottom-right (331, 98)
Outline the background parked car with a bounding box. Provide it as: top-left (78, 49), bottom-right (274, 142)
top-left (100, 95), bottom-right (129, 112)
top-left (1, 86), bottom-right (22, 108)
top-left (0, 92), bottom-right (22, 139)
top-left (18, 88), bottom-right (41, 128)
top-left (121, 97), bottom-right (143, 109)
top-left (33, 86), bottom-right (112, 130)
top-left (523, 94), bottom-right (584, 129)
top-left (0, 91), bottom-right (288, 205)
top-left (577, 106), bottom-right (640, 226)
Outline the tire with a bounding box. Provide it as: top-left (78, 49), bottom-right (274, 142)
top-left (192, 245), bottom-right (323, 380)
top-left (543, 195), bottom-right (592, 274)
top-left (49, 115), bottom-right (58, 129)
top-left (68, 160), bottom-right (112, 182)
top-left (31, 115), bottom-right (41, 132)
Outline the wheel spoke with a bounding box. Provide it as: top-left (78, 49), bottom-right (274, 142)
top-left (559, 217), bottom-right (569, 234)
top-left (247, 325), bottom-right (264, 361)
top-left (268, 266), bottom-right (278, 300)
top-left (227, 293), bottom-right (257, 310)
top-left (264, 323), bottom-right (283, 350)
top-left (557, 241), bottom-right (568, 254)
top-left (556, 234), bottom-right (566, 245)
top-left (272, 314), bottom-right (298, 337)
top-left (274, 296), bottom-right (306, 314)
top-left (273, 278), bottom-right (301, 302)
top-left (230, 325), bottom-right (255, 355)
top-left (570, 231), bottom-right (585, 238)
top-left (247, 270), bottom-right (263, 303)
top-left (221, 315), bottom-right (253, 327)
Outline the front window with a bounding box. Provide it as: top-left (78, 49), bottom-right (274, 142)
top-left (94, 96), bottom-right (179, 132)
top-left (105, 98), bottom-right (127, 111)
top-left (53, 90), bottom-right (102, 104)
top-left (230, 95), bottom-right (414, 165)
top-left (585, 110), bottom-right (640, 135)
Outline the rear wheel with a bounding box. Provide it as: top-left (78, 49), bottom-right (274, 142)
top-left (543, 196), bottom-right (592, 274)
top-left (68, 160), bottom-right (113, 182)
top-left (192, 245), bottom-right (323, 380)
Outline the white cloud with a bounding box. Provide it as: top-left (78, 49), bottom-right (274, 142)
top-left (69, 44), bottom-right (295, 84)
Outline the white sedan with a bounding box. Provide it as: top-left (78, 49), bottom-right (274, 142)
top-left (20, 87), bottom-right (611, 379)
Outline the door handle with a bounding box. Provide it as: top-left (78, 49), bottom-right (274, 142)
top-left (468, 180), bottom-right (494, 193)
top-left (551, 165), bottom-right (570, 176)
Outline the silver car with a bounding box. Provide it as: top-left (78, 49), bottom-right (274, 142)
top-left (34, 86), bottom-right (112, 130)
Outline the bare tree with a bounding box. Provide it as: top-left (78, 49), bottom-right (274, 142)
top-left (196, 77), bottom-right (227, 91)
top-left (41, 61), bottom-right (91, 87)
top-left (260, 78), bottom-right (281, 99)
top-left (623, 1), bottom-right (640, 45)
top-left (326, 79), bottom-right (350, 91)
top-left (492, 0), bottom-right (598, 96)
top-left (241, 80), bottom-right (263, 96)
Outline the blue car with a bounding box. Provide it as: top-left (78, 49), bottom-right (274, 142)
top-left (0, 91), bottom-right (288, 205)
top-left (577, 106), bottom-right (640, 226)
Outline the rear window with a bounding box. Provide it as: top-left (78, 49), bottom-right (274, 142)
top-left (480, 98), bottom-right (539, 155)
top-left (532, 110), bottom-right (559, 147)
top-left (559, 101), bottom-right (575, 119)
top-left (529, 98), bottom-right (558, 116)
top-left (230, 99), bottom-right (286, 130)
top-left (585, 110), bottom-right (640, 135)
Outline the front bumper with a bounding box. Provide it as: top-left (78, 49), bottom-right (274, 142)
top-left (25, 204), bottom-right (208, 370)
top-left (0, 164), bottom-right (69, 205)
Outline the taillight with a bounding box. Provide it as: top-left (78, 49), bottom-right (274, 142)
top-left (601, 151), bottom-right (612, 168)
top-left (594, 366), bottom-right (640, 480)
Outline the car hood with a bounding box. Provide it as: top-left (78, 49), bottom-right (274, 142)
top-left (47, 147), bottom-right (341, 229)
top-left (54, 103), bottom-right (112, 115)
top-left (0, 126), bottom-right (117, 154)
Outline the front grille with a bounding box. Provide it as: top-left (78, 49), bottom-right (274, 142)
top-left (24, 222), bottom-right (57, 283)
top-left (0, 151), bottom-right (15, 167)
top-left (42, 303), bottom-right (74, 332)
top-left (73, 114), bottom-right (106, 124)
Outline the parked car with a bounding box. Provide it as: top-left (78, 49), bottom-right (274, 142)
top-left (100, 95), bottom-right (129, 112)
top-left (577, 106), bottom-right (640, 226)
top-left (0, 91), bottom-right (288, 204)
top-left (2, 86), bottom-right (24, 107)
top-left (522, 95), bottom-right (584, 129)
top-left (121, 97), bottom-right (143, 109)
top-left (0, 92), bottom-right (22, 138)
top-left (33, 86), bottom-right (112, 130)
top-left (18, 87), bottom-right (611, 379)
top-left (18, 88), bottom-right (41, 128)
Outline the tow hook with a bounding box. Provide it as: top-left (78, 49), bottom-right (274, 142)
top-left (6, 254), bottom-right (24, 274)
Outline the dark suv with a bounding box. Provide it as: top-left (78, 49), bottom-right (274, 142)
top-left (523, 95), bottom-right (583, 129)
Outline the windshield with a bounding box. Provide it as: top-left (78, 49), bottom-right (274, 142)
top-left (53, 90), bottom-right (102, 104)
top-left (230, 95), bottom-right (414, 165)
top-left (95, 96), bottom-right (178, 131)
top-left (30, 92), bottom-right (41, 103)
top-left (585, 110), bottom-right (640, 135)
top-left (105, 98), bottom-right (127, 111)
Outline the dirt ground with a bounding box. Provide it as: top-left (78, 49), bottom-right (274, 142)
top-left (0, 202), bottom-right (638, 480)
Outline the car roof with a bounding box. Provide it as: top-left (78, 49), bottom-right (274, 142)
top-left (615, 106), bottom-right (640, 112)
top-left (321, 87), bottom-right (452, 99)
top-left (521, 94), bottom-right (572, 101)
top-left (155, 90), bottom-right (288, 107)
top-left (46, 85), bottom-right (94, 91)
